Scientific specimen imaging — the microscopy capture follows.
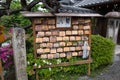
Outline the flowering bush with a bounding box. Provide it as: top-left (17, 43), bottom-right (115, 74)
top-left (0, 42), bottom-right (14, 69)
top-left (0, 27), bottom-right (14, 70)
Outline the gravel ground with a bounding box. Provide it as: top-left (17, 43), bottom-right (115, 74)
top-left (78, 45), bottom-right (120, 80)
top-left (87, 45), bottom-right (120, 80)
top-left (78, 60), bottom-right (120, 80)
top-left (90, 61), bottom-right (120, 80)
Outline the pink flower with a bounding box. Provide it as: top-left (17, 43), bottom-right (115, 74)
top-left (9, 28), bottom-right (13, 33)
top-left (0, 44), bottom-right (14, 69)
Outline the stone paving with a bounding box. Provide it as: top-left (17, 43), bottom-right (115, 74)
top-left (114, 45), bottom-right (120, 61)
top-left (88, 61), bottom-right (120, 80)
top-left (78, 45), bottom-right (120, 80)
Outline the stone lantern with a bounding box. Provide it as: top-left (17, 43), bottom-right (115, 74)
top-left (105, 11), bottom-right (120, 44)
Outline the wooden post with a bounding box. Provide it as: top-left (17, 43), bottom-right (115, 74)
top-left (0, 59), bottom-right (4, 80)
top-left (12, 28), bottom-right (28, 80)
top-left (88, 63), bottom-right (91, 76)
top-left (36, 69), bottom-right (39, 80)
top-left (32, 19), bottom-right (37, 58)
top-left (32, 19), bottom-right (39, 80)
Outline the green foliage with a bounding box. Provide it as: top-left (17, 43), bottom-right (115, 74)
top-left (26, 53), bottom-right (87, 79)
top-left (0, 0), bottom-right (45, 29)
top-left (26, 35), bottom-right (115, 79)
top-left (31, 3), bottom-right (48, 12)
top-left (26, 36), bottom-right (34, 53)
top-left (91, 35), bottom-right (115, 70)
top-left (0, 14), bottom-right (31, 28)
top-left (10, 0), bottom-right (21, 9)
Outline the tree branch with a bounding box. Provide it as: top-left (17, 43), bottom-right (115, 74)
top-left (27, 0), bottom-right (42, 10)
top-left (23, 24), bottom-right (32, 30)
top-left (6, 0), bottom-right (12, 9)
top-left (20, 0), bottom-right (28, 10)
top-left (8, 9), bottom-right (23, 14)
top-left (42, 0), bottom-right (55, 12)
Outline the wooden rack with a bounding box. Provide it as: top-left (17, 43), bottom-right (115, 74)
top-left (32, 16), bottom-right (92, 80)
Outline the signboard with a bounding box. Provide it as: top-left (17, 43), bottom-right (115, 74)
top-left (12, 28), bottom-right (28, 80)
top-left (56, 16), bottom-right (71, 28)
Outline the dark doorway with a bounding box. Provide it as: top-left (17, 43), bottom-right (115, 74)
top-left (117, 28), bottom-right (120, 44)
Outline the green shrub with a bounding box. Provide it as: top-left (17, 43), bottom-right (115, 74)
top-left (91, 35), bottom-right (115, 70)
top-left (26, 35), bottom-right (115, 79)
top-left (0, 14), bottom-right (31, 28)
top-left (26, 36), bottom-right (34, 54)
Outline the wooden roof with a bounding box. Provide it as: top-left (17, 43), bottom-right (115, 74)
top-left (74, 0), bottom-right (120, 7)
top-left (21, 12), bottom-right (102, 17)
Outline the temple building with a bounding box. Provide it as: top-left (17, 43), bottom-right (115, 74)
top-left (73, 0), bottom-right (120, 44)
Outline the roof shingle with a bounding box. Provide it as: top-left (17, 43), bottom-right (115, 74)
top-left (73, 0), bottom-right (114, 7)
top-left (58, 5), bottom-right (95, 13)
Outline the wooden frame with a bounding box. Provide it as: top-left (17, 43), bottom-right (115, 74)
top-left (32, 16), bottom-right (92, 80)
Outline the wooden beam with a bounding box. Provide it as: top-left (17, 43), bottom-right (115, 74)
top-left (21, 12), bottom-right (102, 17)
top-left (35, 59), bottom-right (92, 69)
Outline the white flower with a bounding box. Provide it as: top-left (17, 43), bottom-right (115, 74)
top-left (39, 2), bottom-right (43, 5)
top-left (46, 62), bottom-right (49, 65)
top-left (49, 63), bottom-right (52, 65)
top-left (49, 68), bottom-right (51, 71)
top-left (27, 61), bottom-right (30, 65)
top-left (43, 60), bottom-right (46, 63)
top-left (34, 63), bottom-right (37, 67)
top-left (43, 8), bottom-right (47, 11)
top-left (57, 59), bottom-right (61, 64)
top-left (38, 65), bottom-right (41, 68)
top-left (38, 7), bottom-right (44, 11)
top-left (2, 42), bottom-right (10, 47)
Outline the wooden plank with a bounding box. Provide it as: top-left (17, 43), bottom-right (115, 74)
top-left (0, 59), bottom-right (4, 80)
top-left (21, 12), bottom-right (102, 17)
top-left (55, 13), bottom-right (102, 17)
top-left (88, 63), bottom-right (91, 76)
top-left (12, 28), bottom-right (28, 80)
top-left (33, 19), bottom-right (37, 58)
top-left (88, 19), bottom-right (92, 76)
top-left (21, 12), bottom-right (53, 17)
top-left (35, 59), bottom-right (92, 69)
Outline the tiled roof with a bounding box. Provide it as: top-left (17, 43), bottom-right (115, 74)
top-left (58, 5), bottom-right (95, 13)
top-left (73, 0), bottom-right (114, 7)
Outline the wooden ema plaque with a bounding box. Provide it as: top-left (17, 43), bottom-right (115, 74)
top-left (34, 18), bottom-right (91, 59)
top-left (32, 17), bottom-right (92, 78)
